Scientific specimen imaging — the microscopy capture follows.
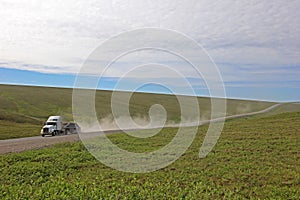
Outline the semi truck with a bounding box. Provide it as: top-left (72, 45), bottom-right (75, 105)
top-left (41, 116), bottom-right (80, 137)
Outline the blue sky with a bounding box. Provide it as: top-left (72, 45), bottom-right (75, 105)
top-left (1, 67), bottom-right (299, 102)
top-left (0, 0), bottom-right (299, 102)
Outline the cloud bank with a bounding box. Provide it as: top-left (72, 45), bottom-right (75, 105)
top-left (0, 0), bottom-right (299, 91)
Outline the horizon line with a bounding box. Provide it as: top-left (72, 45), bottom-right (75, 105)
top-left (1, 83), bottom-right (296, 103)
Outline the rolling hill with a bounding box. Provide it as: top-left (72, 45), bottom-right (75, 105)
top-left (1, 84), bottom-right (299, 139)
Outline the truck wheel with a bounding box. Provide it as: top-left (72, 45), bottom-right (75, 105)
top-left (42, 134), bottom-right (45, 137)
top-left (52, 132), bottom-right (55, 136)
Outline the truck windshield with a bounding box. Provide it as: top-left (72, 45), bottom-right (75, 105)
top-left (46, 122), bottom-right (57, 126)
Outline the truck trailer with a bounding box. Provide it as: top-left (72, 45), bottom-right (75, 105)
top-left (41, 116), bottom-right (80, 137)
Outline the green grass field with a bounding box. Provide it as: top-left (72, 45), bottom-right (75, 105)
top-left (0, 84), bottom-right (287, 139)
top-left (0, 120), bottom-right (40, 140)
top-left (1, 112), bottom-right (299, 199)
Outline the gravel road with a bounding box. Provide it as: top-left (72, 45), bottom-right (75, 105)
top-left (0, 104), bottom-right (282, 154)
top-left (0, 130), bottom-right (122, 154)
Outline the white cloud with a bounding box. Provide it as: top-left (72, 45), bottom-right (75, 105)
top-left (0, 0), bottom-right (299, 88)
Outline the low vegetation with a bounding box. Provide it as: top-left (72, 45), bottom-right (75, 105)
top-left (1, 112), bottom-right (299, 199)
top-left (0, 84), bottom-right (282, 139)
top-left (0, 120), bottom-right (40, 140)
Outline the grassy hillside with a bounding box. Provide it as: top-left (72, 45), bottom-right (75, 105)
top-left (0, 84), bottom-right (276, 122)
top-left (0, 121), bottom-right (40, 140)
top-left (2, 84), bottom-right (297, 139)
top-left (1, 112), bottom-right (299, 199)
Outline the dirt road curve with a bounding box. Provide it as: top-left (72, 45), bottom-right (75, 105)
top-left (0, 104), bottom-right (281, 154)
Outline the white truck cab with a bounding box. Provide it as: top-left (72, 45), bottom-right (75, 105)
top-left (41, 116), bottom-right (63, 137)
